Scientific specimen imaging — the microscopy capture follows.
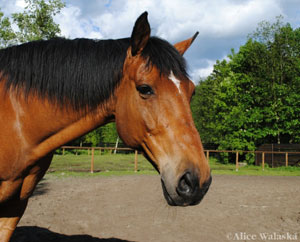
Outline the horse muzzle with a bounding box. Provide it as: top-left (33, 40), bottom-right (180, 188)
top-left (161, 171), bottom-right (212, 206)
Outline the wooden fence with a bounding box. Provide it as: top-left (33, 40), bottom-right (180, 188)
top-left (59, 146), bottom-right (300, 173)
top-left (60, 146), bottom-right (137, 173)
top-left (205, 150), bottom-right (300, 171)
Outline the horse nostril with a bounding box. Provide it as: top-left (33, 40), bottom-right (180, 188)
top-left (176, 172), bottom-right (198, 197)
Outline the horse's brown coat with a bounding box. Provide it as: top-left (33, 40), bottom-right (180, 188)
top-left (0, 12), bottom-right (210, 241)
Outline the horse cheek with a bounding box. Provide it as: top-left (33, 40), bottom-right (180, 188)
top-left (115, 95), bottom-right (141, 148)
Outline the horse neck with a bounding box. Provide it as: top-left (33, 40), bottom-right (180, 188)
top-left (6, 90), bottom-right (116, 162)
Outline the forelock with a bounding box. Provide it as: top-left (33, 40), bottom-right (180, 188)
top-left (141, 37), bottom-right (189, 79)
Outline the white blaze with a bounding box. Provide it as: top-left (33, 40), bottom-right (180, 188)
top-left (169, 71), bottom-right (181, 94)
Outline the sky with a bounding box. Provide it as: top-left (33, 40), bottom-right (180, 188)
top-left (1, 0), bottom-right (300, 82)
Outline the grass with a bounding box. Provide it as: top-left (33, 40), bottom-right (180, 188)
top-left (48, 153), bottom-right (300, 177)
top-left (209, 158), bottom-right (300, 176)
top-left (49, 153), bottom-right (156, 177)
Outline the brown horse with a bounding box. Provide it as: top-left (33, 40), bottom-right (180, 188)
top-left (0, 12), bottom-right (211, 241)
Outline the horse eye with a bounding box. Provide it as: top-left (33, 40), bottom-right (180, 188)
top-left (136, 84), bottom-right (154, 97)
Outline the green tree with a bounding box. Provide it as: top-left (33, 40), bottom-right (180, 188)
top-left (80, 123), bottom-right (120, 147)
top-left (100, 123), bottom-right (119, 144)
top-left (0, 0), bottom-right (65, 47)
top-left (191, 60), bottom-right (229, 145)
top-left (83, 128), bottom-right (103, 147)
top-left (12, 0), bottom-right (65, 43)
top-left (192, 17), bottom-right (300, 163)
top-left (249, 15), bottom-right (284, 44)
top-left (0, 10), bottom-right (16, 47)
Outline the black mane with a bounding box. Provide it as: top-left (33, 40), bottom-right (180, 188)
top-left (0, 36), bottom-right (187, 111)
top-left (142, 37), bottom-right (188, 78)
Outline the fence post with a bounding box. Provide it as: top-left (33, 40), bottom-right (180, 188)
top-left (134, 150), bottom-right (138, 172)
top-left (236, 151), bottom-right (239, 171)
top-left (62, 147), bottom-right (65, 155)
top-left (206, 151), bottom-right (210, 162)
top-left (262, 152), bottom-right (265, 171)
top-left (285, 152), bottom-right (288, 167)
top-left (91, 148), bottom-right (95, 173)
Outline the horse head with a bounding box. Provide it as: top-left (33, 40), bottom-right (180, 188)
top-left (115, 12), bottom-right (211, 206)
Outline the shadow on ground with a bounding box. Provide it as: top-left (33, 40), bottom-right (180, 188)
top-left (12, 226), bottom-right (134, 242)
top-left (31, 180), bottom-right (50, 197)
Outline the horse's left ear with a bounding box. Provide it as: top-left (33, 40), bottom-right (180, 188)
top-left (174, 32), bottom-right (199, 56)
top-left (130, 11), bottom-right (151, 56)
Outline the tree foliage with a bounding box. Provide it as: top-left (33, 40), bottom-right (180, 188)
top-left (0, 0), bottom-right (65, 47)
top-left (191, 17), bottom-right (300, 163)
top-left (12, 0), bottom-right (65, 43)
top-left (83, 123), bottom-right (119, 147)
top-left (0, 11), bottom-right (16, 47)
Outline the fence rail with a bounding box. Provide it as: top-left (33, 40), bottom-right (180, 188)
top-left (58, 146), bottom-right (300, 173)
top-left (205, 150), bottom-right (300, 171)
top-left (60, 146), bottom-right (136, 173)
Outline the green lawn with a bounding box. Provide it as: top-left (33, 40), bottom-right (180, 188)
top-left (49, 154), bottom-right (300, 177)
top-left (209, 158), bottom-right (300, 176)
top-left (50, 153), bottom-right (154, 172)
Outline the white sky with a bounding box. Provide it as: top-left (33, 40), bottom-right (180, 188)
top-left (1, 0), bottom-right (299, 82)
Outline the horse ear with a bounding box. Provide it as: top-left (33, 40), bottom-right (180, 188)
top-left (130, 11), bottom-right (151, 56)
top-left (174, 32), bottom-right (199, 56)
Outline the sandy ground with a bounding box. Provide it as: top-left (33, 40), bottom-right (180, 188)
top-left (12, 174), bottom-right (300, 242)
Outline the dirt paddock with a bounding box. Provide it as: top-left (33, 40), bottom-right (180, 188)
top-left (12, 174), bottom-right (300, 242)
